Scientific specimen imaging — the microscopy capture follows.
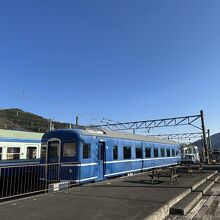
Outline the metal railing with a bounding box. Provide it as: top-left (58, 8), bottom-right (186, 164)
top-left (0, 162), bottom-right (80, 201)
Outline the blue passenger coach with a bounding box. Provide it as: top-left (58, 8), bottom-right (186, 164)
top-left (41, 128), bottom-right (181, 183)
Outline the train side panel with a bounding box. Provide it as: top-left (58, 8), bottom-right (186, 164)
top-left (104, 138), bottom-right (143, 178)
top-left (79, 135), bottom-right (98, 182)
top-left (0, 141), bottom-right (41, 166)
top-left (79, 134), bottom-right (180, 182)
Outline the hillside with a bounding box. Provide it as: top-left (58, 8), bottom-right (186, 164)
top-left (193, 132), bottom-right (220, 151)
top-left (0, 108), bottom-right (70, 132)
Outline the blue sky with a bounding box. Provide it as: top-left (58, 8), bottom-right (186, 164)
top-left (0, 0), bottom-right (220, 135)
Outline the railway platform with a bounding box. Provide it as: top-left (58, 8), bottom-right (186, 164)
top-left (0, 169), bottom-right (219, 220)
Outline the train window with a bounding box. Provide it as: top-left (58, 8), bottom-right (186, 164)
top-left (167, 149), bottom-right (171, 157)
top-left (7, 147), bottom-right (20, 160)
top-left (0, 147), bottom-right (2, 160)
top-left (27, 147), bottom-right (37, 159)
top-left (48, 141), bottom-right (60, 158)
top-left (63, 143), bottom-right (76, 157)
top-left (161, 148), bottom-right (165, 157)
top-left (176, 150), bottom-right (179, 156)
top-left (154, 148), bottom-right (158, 158)
top-left (172, 149), bottom-right (175, 156)
top-left (113, 146), bottom-right (118, 160)
top-left (145, 148), bottom-right (151, 158)
top-left (83, 144), bottom-right (90, 159)
top-left (136, 147), bottom-right (142, 158)
top-left (123, 147), bottom-right (131, 159)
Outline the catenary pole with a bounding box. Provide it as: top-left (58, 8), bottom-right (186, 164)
top-left (200, 110), bottom-right (209, 163)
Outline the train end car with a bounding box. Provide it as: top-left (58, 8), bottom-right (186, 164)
top-left (40, 128), bottom-right (181, 184)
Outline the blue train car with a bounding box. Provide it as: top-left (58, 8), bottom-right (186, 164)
top-left (41, 128), bottom-right (181, 183)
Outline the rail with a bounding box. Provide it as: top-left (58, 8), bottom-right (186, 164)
top-left (0, 162), bottom-right (80, 201)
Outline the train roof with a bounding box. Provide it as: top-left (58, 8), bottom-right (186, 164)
top-left (80, 128), bottom-right (177, 145)
top-left (0, 129), bottom-right (44, 140)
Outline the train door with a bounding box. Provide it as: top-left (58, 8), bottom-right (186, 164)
top-left (141, 145), bottom-right (144, 171)
top-left (97, 142), bottom-right (106, 181)
top-left (46, 139), bottom-right (61, 182)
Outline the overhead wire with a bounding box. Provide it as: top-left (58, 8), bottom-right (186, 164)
top-left (0, 90), bottom-right (120, 129)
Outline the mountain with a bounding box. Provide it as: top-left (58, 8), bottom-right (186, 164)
top-left (0, 108), bottom-right (70, 132)
top-left (193, 132), bottom-right (220, 151)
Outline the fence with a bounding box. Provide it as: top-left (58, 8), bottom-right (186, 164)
top-left (0, 162), bottom-right (80, 201)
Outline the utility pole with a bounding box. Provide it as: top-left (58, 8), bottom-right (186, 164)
top-left (200, 110), bottom-right (209, 164)
top-left (49, 119), bottom-right (53, 131)
top-left (207, 129), bottom-right (212, 159)
top-left (76, 116), bottom-right (79, 126)
top-left (201, 135), bottom-right (205, 163)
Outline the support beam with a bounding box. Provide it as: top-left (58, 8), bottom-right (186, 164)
top-left (90, 114), bottom-right (202, 131)
top-left (149, 132), bottom-right (203, 140)
top-left (91, 110), bottom-right (209, 164)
